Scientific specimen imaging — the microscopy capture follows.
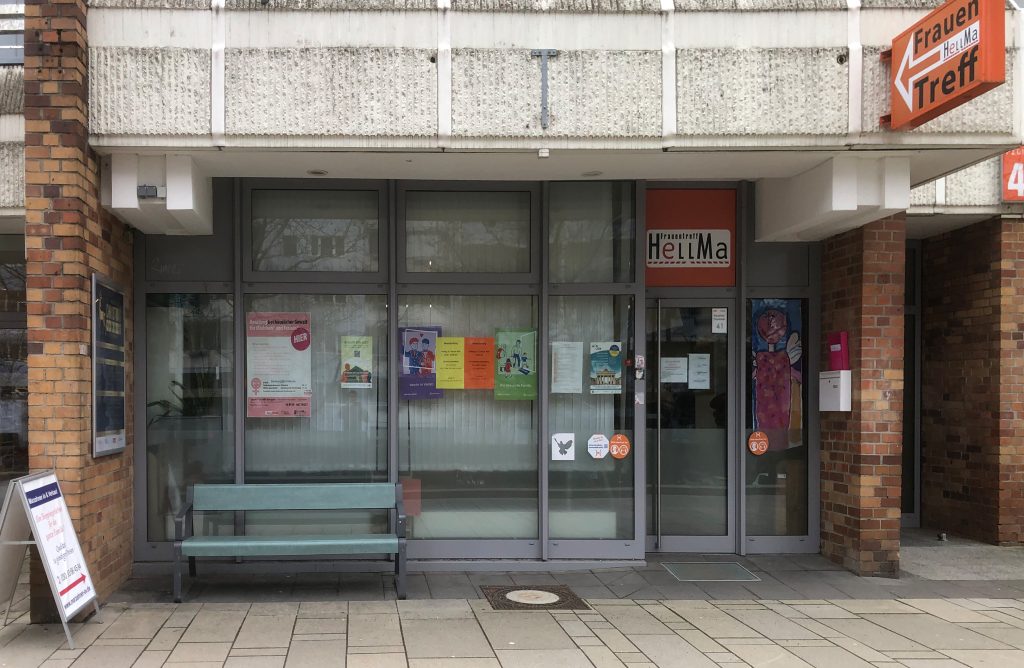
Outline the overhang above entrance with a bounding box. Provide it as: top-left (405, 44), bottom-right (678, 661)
top-left (100, 154), bottom-right (213, 236)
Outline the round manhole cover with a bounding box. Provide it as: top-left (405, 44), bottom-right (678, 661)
top-left (504, 589), bottom-right (562, 605)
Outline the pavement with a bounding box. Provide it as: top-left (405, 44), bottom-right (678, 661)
top-left (3, 530), bottom-right (1024, 667)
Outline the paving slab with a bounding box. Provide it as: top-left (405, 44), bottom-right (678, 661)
top-left (132, 650), bottom-right (171, 668)
top-left (147, 627), bottom-right (185, 651)
top-left (628, 633), bottom-right (719, 667)
top-left (860, 614), bottom-right (1012, 650)
top-left (223, 656), bottom-right (285, 668)
top-left (285, 638), bottom-right (347, 668)
top-left (941, 649), bottom-right (1024, 667)
top-left (167, 641), bottom-right (232, 663)
top-left (901, 600), bottom-right (996, 624)
top-left (785, 645), bottom-right (876, 668)
top-left (233, 613), bottom-right (296, 649)
top-left (580, 645), bottom-right (627, 668)
top-left (592, 605), bottom-right (672, 635)
top-left (663, 604), bottom-right (765, 639)
top-left (402, 618), bottom-right (494, 658)
top-left (293, 617), bottom-right (346, 635)
top-left (346, 653), bottom-right (408, 668)
top-left (817, 619), bottom-right (926, 651)
top-left (180, 609), bottom-right (246, 643)
top-left (398, 599), bottom-right (474, 619)
top-left (493, 648), bottom-right (594, 668)
top-left (67, 644), bottom-right (144, 668)
top-left (408, 660), bottom-right (500, 668)
top-left (349, 614), bottom-right (402, 647)
top-left (727, 643), bottom-right (815, 668)
top-left (478, 612), bottom-right (575, 650)
top-left (724, 609), bottom-right (821, 640)
top-left (98, 609), bottom-right (171, 640)
top-left (298, 601), bottom-right (349, 618)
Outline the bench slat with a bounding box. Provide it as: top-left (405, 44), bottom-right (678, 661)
top-left (180, 534), bottom-right (400, 557)
top-left (192, 483), bottom-right (397, 511)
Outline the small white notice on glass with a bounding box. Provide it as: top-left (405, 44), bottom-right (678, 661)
top-left (712, 307), bottom-right (728, 334)
top-left (660, 357), bottom-right (688, 384)
top-left (688, 353), bottom-right (711, 390)
top-left (550, 342), bottom-right (583, 394)
top-left (551, 433), bottom-right (575, 461)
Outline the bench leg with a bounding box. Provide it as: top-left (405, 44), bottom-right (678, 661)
top-left (173, 543), bottom-right (183, 603)
top-left (396, 539), bottom-right (407, 600)
top-left (189, 557), bottom-right (197, 578)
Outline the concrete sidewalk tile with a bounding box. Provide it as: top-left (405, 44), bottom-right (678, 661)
top-left (967, 625), bottom-right (1024, 648)
top-left (788, 604), bottom-right (857, 619)
top-left (896, 661), bottom-right (968, 667)
top-left (350, 602), bottom-right (398, 615)
top-left (902, 600), bottom-right (997, 624)
top-left (785, 645), bottom-right (876, 668)
top-left (348, 614), bottom-right (402, 647)
top-left (249, 603), bottom-right (300, 616)
top-left (299, 602), bottom-right (349, 618)
top-left (494, 648), bottom-right (593, 668)
top-left (68, 644), bottom-right (145, 668)
top-left (478, 612), bottom-right (575, 650)
top-left (294, 617), bottom-right (346, 635)
top-left (408, 660), bottom-right (499, 668)
top-left (49, 649), bottom-right (85, 661)
top-left (587, 622), bottom-right (615, 630)
top-left (285, 638), bottom-right (347, 667)
top-left (6, 625), bottom-right (75, 665)
top-left (580, 645), bottom-right (627, 667)
top-left (594, 627), bottom-right (640, 653)
top-left (882, 650), bottom-right (950, 659)
top-left (41, 660), bottom-right (74, 668)
top-left (593, 605), bottom-right (672, 635)
top-left (231, 647), bottom-right (288, 656)
top-left (728, 644), bottom-right (814, 668)
top-left (167, 641), bottom-right (232, 663)
top-left (725, 609), bottom-right (821, 640)
top-left (664, 606), bottom-right (765, 639)
top-left (233, 613), bottom-right (296, 649)
top-left (705, 652), bottom-right (743, 663)
top-left (132, 650), bottom-right (171, 667)
top-left (164, 606), bottom-right (202, 629)
top-left (100, 609), bottom-right (172, 640)
top-left (346, 653), bottom-right (407, 668)
top-left (775, 639), bottom-right (833, 647)
top-left (180, 609), bottom-right (246, 643)
top-left (403, 618), bottom-right (494, 658)
top-left (147, 627), bottom-right (184, 651)
top-left (860, 614), bottom-right (1012, 650)
top-left (640, 604), bottom-right (684, 623)
top-left (829, 636), bottom-right (891, 662)
top-left (675, 629), bottom-right (727, 653)
top-left (200, 603), bottom-right (251, 612)
top-left (791, 619), bottom-right (846, 639)
top-left (349, 645), bottom-right (405, 654)
top-left (817, 619), bottom-right (926, 651)
top-left (762, 603), bottom-right (806, 619)
top-left (831, 600), bottom-right (919, 615)
top-left (942, 649), bottom-right (1024, 667)
top-left (92, 639), bottom-right (152, 647)
top-left (224, 656), bottom-right (285, 668)
top-left (558, 620), bottom-right (594, 637)
top-left (398, 599), bottom-right (473, 619)
top-left (573, 636), bottom-right (605, 646)
top-left (979, 610), bottom-right (1024, 629)
top-left (629, 634), bottom-right (719, 667)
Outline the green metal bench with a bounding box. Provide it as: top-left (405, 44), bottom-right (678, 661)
top-left (173, 483), bottom-right (406, 602)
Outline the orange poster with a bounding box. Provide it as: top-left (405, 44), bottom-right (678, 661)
top-left (464, 337), bottom-right (495, 389)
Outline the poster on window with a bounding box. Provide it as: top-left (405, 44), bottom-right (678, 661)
top-left (435, 337), bottom-right (465, 389)
top-left (750, 299), bottom-right (804, 451)
top-left (339, 336), bottom-right (373, 389)
top-left (550, 342), bottom-right (583, 394)
top-left (494, 330), bottom-right (537, 400)
top-left (589, 342), bottom-right (622, 394)
top-left (464, 337), bottom-right (496, 390)
top-left (400, 326), bottom-right (442, 400)
top-left (246, 312), bottom-right (312, 417)
top-left (92, 274), bottom-right (126, 456)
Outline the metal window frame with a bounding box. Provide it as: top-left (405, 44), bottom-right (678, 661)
top-left (901, 239), bottom-right (922, 529)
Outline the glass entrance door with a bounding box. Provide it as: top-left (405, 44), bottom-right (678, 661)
top-left (646, 300), bottom-right (735, 552)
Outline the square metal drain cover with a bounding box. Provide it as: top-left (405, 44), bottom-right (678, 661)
top-left (480, 585), bottom-right (591, 610)
top-left (662, 561), bottom-right (760, 582)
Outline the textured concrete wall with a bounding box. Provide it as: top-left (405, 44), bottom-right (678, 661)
top-left (676, 0), bottom-right (844, 9)
top-left (90, 48), bottom-right (211, 135)
top-left (0, 142), bottom-right (24, 208)
top-left (945, 159), bottom-right (1002, 207)
top-left (0, 67), bottom-right (22, 114)
top-left (452, 49), bottom-right (660, 138)
top-left (89, 0), bottom-right (210, 7)
top-left (226, 0), bottom-right (434, 9)
top-left (678, 48), bottom-right (848, 136)
top-left (909, 180), bottom-right (935, 207)
top-left (226, 48), bottom-right (436, 136)
top-left (863, 47), bottom-right (1015, 135)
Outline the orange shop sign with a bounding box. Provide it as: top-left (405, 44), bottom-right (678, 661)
top-left (885, 0), bottom-right (1004, 131)
top-left (1003, 147), bottom-right (1024, 202)
top-left (645, 189), bottom-right (736, 288)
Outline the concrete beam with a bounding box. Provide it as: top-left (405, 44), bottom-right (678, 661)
top-left (102, 153), bottom-right (213, 235)
top-left (756, 155), bottom-right (910, 241)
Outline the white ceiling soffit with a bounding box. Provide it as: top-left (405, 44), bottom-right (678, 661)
top-left (101, 154), bottom-right (213, 236)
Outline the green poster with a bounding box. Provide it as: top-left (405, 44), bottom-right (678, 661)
top-left (494, 329), bottom-right (537, 400)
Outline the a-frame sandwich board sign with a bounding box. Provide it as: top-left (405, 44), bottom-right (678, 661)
top-left (0, 471), bottom-right (99, 649)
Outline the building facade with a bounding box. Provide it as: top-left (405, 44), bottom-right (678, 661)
top-left (0, 0), bottom-right (1022, 615)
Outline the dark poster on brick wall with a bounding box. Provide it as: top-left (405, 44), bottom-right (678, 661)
top-left (93, 274), bottom-right (126, 457)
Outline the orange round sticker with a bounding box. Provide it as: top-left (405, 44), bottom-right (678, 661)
top-left (610, 434), bottom-right (631, 460)
top-left (748, 431), bottom-right (769, 456)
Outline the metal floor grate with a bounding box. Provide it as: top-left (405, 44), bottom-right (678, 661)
top-left (661, 561), bottom-right (761, 582)
top-left (480, 585), bottom-right (591, 610)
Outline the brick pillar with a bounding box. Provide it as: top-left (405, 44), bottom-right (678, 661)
top-left (820, 215), bottom-right (905, 576)
top-left (921, 217), bottom-right (1024, 544)
top-left (25, 0), bottom-right (134, 620)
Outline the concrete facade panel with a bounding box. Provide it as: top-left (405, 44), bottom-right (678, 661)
top-left (910, 179), bottom-right (936, 206)
top-left (0, 142), bottom-right (24, 208)
top-left (225, 48), bottom-right (437, 137)
top-left (226, 0), bottom-right (434, 9)
top-left (451, 49), bottom-right (661, 138)
top-left (945, 158), bottom-right (1002, 207)
top-left (675, 0), bottom-right (844, 10)
top-left (0, 67), bottom-right (22, 114)
top-left (89, 0), bottom-right (210, 7)
top-left (677, 48), bottom-right (848, 136)
top-left (862, 47), bottom-right (1015, 135)
top-left (90, 47), bottom-right (211, 136)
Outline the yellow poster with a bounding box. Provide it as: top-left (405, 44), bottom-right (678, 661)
top-left (435, 337), bottom-right (465, 389)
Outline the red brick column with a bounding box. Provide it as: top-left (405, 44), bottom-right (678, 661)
top-left (25, 0), bottom-right (134, 620)
top-left (820, 215), bottom-right (905, 576)
top-left (921, 218), bottom-right (1024, 544)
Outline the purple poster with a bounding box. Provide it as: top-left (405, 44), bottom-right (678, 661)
top-left (400, 326), bottom-right (443, 400)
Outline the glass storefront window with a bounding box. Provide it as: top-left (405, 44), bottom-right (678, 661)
top-left (243, 293), bottom-right (389, 536)
top-left (404, 191), bottom-right (532, 273)
top-left (745, 298), bottom-right (809, 536)
top-left (251, 189), bottom-right (380, 273)
top-left (146, 294), bottom-right (235, 542)
top-left (549, 182), bottom-right (634, 283)
top-left (548, 295), bottom-right (634, 539)
top-left (0, 236), bottom-right (24, 314)
top-left (398, 295), bottom-right (539, 539)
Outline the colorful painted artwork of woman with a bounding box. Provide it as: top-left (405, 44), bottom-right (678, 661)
top-left (751, 299), bottom-right (803, 451)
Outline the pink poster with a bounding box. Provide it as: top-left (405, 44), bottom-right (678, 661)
top-left (246, 312), bottom-right (312, 418)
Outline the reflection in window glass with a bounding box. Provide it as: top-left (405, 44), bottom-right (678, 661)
top-left (146, 294), bottom-right (235, 542)
top-left (243, 294), bottom-right (389, 536)
top-left (0, 236), bottom-right (25, 313)
top-left (251, 190), bottom-right (379, 273)
top-left (398, 295), bottom-right (538, 539)
top-left (0, 329), bottom-right (27, 502)
top-left (405, 191), bottom-right (531, 273)
top-left (549, 296), bottom-right (634, 539)
top-left (549, 183), bottom-right (634, 283)
top-left (746, 298), bottom-right (808, 536)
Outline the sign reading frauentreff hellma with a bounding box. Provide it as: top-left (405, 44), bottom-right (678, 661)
top-left (887, 0), bottom-right (1004, 130)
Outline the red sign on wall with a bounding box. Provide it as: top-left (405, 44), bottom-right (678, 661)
top-left (886, 0), bottom-right (1005, 131)
top-left (645, 189), bottom-right (736, 288)
top-left (1002, 147), bottom-right (1024, 202)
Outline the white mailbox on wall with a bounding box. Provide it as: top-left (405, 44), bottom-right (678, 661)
top-left (819, 370), bottom-right (852, 412)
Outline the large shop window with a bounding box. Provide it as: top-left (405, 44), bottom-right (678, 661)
top-left (0, 234), bottom-right (27, 502)
top-left (243, 293), bottom-right (389, 535)
top-left (548, 295), bottom-right (635, 539)
top-left (398, 295), bottom-right (539, 540)
top-left (549, 182), bottom-right (634, 283)
top-left (745, 298), bottom-right (809, 536)
top-left (146, 294), bottom-right (235, 542)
